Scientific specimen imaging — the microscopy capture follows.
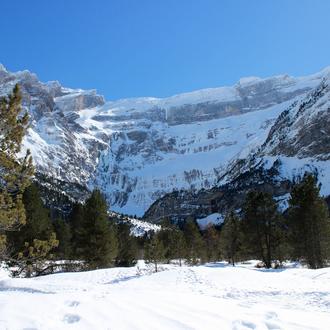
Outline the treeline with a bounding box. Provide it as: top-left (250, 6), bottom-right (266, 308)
top-left (5, 171), bottom-right (330, 277)
top-left (5, 186), bottom-right (144, 276)
top-left (147, 173), bottom-right (330, 271)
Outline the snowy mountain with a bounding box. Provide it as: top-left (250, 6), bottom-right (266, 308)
top-left (145, 71), bottom-right (330, 223)
top-left (0, 64), bottom-right (329, 218)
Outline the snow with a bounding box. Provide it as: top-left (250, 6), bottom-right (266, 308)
top-left (263, 156), bottom-right (330, 198)
top-left (237, 76), bottom-right (262, 86)
top-left (0, 63), bottom-right (8, 72)
top-left (197, 213), bottom-right (224, 229)
top-left (127, 218), bottom-right (160, 237)
top-left (97, 99), bottom-right (292, 216)
top-left (1, 261), bottom-right (330, 329)
top-left (109, 212), bottom-right (161, 237)
top-left (274, 193), bottom-right (291, 211)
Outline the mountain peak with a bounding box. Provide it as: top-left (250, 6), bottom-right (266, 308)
top-left (0, 63), bottom-right (8, 72)
top-left (237, 76), bottom-right (262, 86)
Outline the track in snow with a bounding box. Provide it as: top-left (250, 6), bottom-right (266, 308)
top-left (0, 261), bottom-right (330, 329)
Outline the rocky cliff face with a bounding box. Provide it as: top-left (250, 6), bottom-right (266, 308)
top-left (0, 64), bottom-right (329, 217)
top-left (0, 65), bottom-right (107, 207)
top-left (263, 79), bottom-right (330, 160)
top-left (90, 70), bottom-right (327, 216)
top-left (145, 71), bottom-right (330, 223)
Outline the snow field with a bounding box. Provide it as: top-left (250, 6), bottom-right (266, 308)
top-left (1, 261), bottom-right (330, 329)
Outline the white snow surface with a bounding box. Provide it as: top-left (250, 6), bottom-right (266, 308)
top-left (108, 212), bottom-right (161, 237)
top-left (262, 156), bottom-right (330, 199)
top-left (127, 218), bottom-right (160, 237)
top-left (1, 261), bottom-right (330, 329)
top-left (197, 213), bottom-right (225, 229)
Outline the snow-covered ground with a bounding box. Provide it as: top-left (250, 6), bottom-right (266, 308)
top-left (197, 213), bottom-right (224, 229)
top-left (1, 261), bottom-right (330, 329)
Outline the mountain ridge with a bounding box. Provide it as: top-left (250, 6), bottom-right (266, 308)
top-left (1, 63), bottom-right (329, 218)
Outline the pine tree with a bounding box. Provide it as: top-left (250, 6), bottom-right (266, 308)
top-left (287, 173), bottom-right (330, 269)
top-left (78, 189), bottom-right (118, 269)
top-left (168, 228), bottom-right (186, 266)
top-left (203, 224), bottom-right (221, 262)
top-left (53, 217), bottom-right (72, 260)
top-left (68, 203), bottom-right (84, 258)
top-left (7, 183), bottom-right (53, 252)
top-left (145, 233), bottom-right (165, 272)
top-left (14, 233), bottom-right (59, 277)
top-left (183, 217), bottom-right (206, 265)
top-left (6, 183), bottom-right (59, 277)
top-left (241, 191), bottom-right (284, 268)
top-left (220, 211), bottom-right (241, 266)
top-left (115, 221), bottom-right (137, 267)
top-left (0, 85), bottom-right (33, 255)
top-left (158, 226), bottom-right (173, 263)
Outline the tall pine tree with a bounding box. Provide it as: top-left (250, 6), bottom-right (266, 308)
top-left (115, 221), bottom-right (137, 267)
top-left (203, 225), bottom-right (221, 262)
top-left (220, 211), bottom-right (241, 266)
top-left (53, 217), bottom-right (72, 260)
top-left (183, 217), bottom-right (206, 265)
top-left (241, 191), bottom-right (284, 268)
top-left (287, 174), bottom-right (330, 269)
top-left (0, 85), bottom-right (33, 256)
top-left (68, 203), bottom-right (84, 258)
top-left (78, 189), bottom-right (118, 269)
top-left (7, 184), bottom-right (59, 277)
top-left (145, 233), bottom-right (165, 272)
top-left (8, 183), bottom-right (53, 252)
top-left (168, 228), bottom-right (186, 266)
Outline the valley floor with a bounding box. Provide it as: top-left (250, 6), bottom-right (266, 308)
top-left (0, 261), bottom-right (330, 330)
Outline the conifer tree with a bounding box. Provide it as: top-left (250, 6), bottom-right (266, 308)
top-left (156, 217), bottom-right (173, 262)
top-left (68, 203), bottom-right (84, 258)
top-left (115, 221), bottom-right (137, 267)
top-left (241, 191), bottom-right (284, 268)
top-left (14, 233), bottom-right (59, 277)
top-left (168, 228), bottom-right (186, 266)
top-left (287, 173), bottom-right (330, 269)
top-left (220, 211), bottom-right (241, 266)
top-left (0, 85), bottom-right (33, 255)
top-left (78, 189), bottom-right (118, 269)
top-left (6, 183), bottom-right (59, 277)
top-left (53, 217), bottom-right (72, 260)
top-left (145, 233), bottom-right (165, 272)
top-left (7, 183), bottom-right (53, 253)
top-left (183, 217), bottom-right (206, 265)
top-left (203, 224), bottom-right (221, 262)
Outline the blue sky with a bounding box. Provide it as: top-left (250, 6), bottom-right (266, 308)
top-left (1, 0), bottom-right (330, 100)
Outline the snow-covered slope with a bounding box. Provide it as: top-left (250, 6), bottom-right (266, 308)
top-left (230, 72), bottom-right (330, 200)
top-left (144, 72), bottom-right (330, 223)
top-left (1, 261), bottom-right (330, 329)
top-left (1, 64), bottom-right (329, 215)
top-left (109, 212), bottom-right (160, 237)
top-left (197, 213), bottom-right (224, 229)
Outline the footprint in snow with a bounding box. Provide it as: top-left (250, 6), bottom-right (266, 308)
top-left (66, 300), bottom-right (80, 307)
top-left (265, 311), bottom-right (278, 320)
top-left (63, 314), bottom-right (81, 324)
top-left (265, 321), bottom-right (282, 330)
top-left (264, 312), bottom-right (281, 330)
top-left (232, 319), bottom-right (256, 330)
